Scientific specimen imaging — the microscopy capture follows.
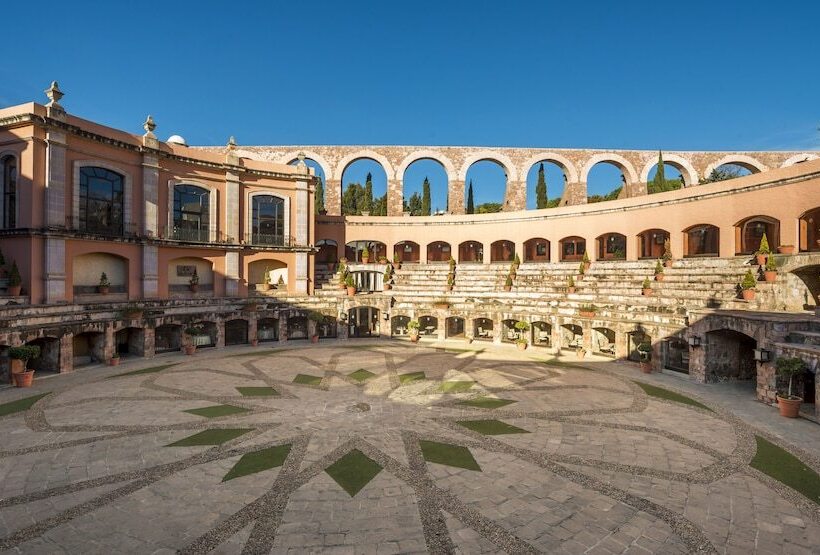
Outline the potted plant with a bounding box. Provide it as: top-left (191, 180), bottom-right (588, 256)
top-left (378, 254), bottom-right (388, 264)
top-left (345, 274), bottom-right (356, 296)
top-left (777, 245), bottom-right (795, 255)
top-left (654, 260), bottom-right (665, 281)
top-left (448, 256), bottom-right (456, 272)
top-left (763, 256), bottom-right (777, 283)
top-left (514, 321), bottom-right (530, 350)
top-left (740, 269), bottom-right (757, 300)
top-left (384, 266), bottom-right (393, 291)
top-left (277, 275), bottom-right (286, 289)
top-left (509, 262), bottom-right (517, 279)
top-left (582, 251), bottom-right (591, 272)
top-left (308, 311), bottom-right (324, 343)
top-left (503, 274), bottom-right (513, 292)
top-left (662, 238), bottom-right (673, 268)
top-left (189, 270), bottom-right (199, 293)
top-left (98, 272), bottom-right (111, 295)
top-left (775, 357), bottom-right (804, 418)
top-left (183, 326), bottom-right (201, 355)
top-left (446, 272), bottom-right (455, 291)
top-left (755, 233), bottom-right (771, 266)
top-left (393, 253), bottom-right (402, 270)
top-left (339, 257), bottom-right (348, 264)
top-left (407, 320), bottom-right (420, 342)
top-left (109, 352), bottom-right (120, 366)
top-left (9, 345), bottom-right (40, 386)
top-left (7, 260), bottom-right (22, 296)
top-left (361, 247), bottom-right (370, 264)
top-left (579, 304), bottom-right (596, 318)
top-left (512, 253), bottom-right (521, 270)
top-left (577, 261), bottom-right (585, 281)
top-left (337, 262), bottom-right (348, 289)
top-left (638, 344), bottom-right (651, 373)
top-left (641, 277), bottom-right (652, 296)
top-left (261, 267), bottom-right (273, 291)
top-left (575, 346), bottom-right (586, 359)
top-left (567, 275), bottom-right (575, 294)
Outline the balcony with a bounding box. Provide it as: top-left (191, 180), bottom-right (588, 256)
top-left (63, 216), bottom-right (138, 238)
top-left (248, 233), bottom-right (297, 247)
top-left (158, 226), bottom-right (235, 244)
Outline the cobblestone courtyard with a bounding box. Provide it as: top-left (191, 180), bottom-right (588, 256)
top-left (0, 342), bottom-right (818, 554)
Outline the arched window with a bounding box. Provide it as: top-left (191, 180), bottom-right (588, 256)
top-left (735, 216), bottom-right (779, 255)
top-left (173, 184), bottom-right (210, 242)
top-left (1, 156), bottom-right (16, 229)
top-left (252, 195), bottom-right (286, 245)
top-left (684, 224), bottom-right (720, 257)
top-left (79, 167), bottom-right (124, 234)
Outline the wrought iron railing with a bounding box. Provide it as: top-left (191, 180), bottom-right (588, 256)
top-left (249, 233), bottom-right (295, 247)
top-left (63, 216), bottom-right (138, 238)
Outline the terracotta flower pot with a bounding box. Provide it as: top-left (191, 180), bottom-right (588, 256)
top-left (576, 274), bottom-right (584, 281)
top-left (583, 262), bottom-right (591, 272)
top-left (642, 288), bottom-right (652, 296)
top-left (576, 350), bottom-right (586, 359)
top-left (655, 274), bottom-right (664, 281)
top-left (777, 246), bottom-right (794, 255)
top-left (7, 285), bottom-right (21, 296)
top-left (190, 283), bottom-right (199, 293)
top-left (741, 289), bottom-right (755, 301)
top-left (777, 396), bottom-right (802, 418)
top-left (580, 311), bottom-right (595, 318)
top-left (338, 283), bottom-right (346, 290)
top-left (516, 342), bottom-right (527, 351)
top-left (184, 345), bottom-right (196, 355)
top-left (395, 262), bottom-right (402, 270)
top-left (10, 359), bottom-right (25, 374)
top-left (755, 254), bottom-right (767, 266)
top-left (311, 335), bottom-right (319, 343)
top-left (251, 339), bottom-right (259, 346)
top-left (346, 286), bottom-right (356, 297)
top-left (567, 286), bottom-right (576, 294)
top-left (98, 286), bottom-right (109, 295)
top-left (384, 284), bottom-right (392, 290)
top-left (109, 358), bottom-right (120, 366)
top-left (410, 335), bottom-right (419, 343)
top-left (640, 362), bottom-right (652, 374)
top-left (763, 271), bottom-right (777, 283)
top-left (13, 370), bottom-right (35, 387)
top-left (361, 257), bottom-right (369, 264)
top-left (504, 285), bottom-right (511, 292)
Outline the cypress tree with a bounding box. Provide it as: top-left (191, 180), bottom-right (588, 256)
top-left (363, 172), bottom-right (373, 213)
top-left (535, 162), bottom-right (548, 209)
top-left (651, 151), bottom-right (666, 193)
top-left (466, 180), bottom-right (475, 214)
top-left (315, 177), bottom-right (325, 214)
top-left (422, 177), bottom-right (431, 216)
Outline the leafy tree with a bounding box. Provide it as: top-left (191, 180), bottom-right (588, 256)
top-left (363, 173), bottom-right (373, 214)
top-left (466, 180), bottom-right (475, 214)
top-left (342, 182), bottom-right (363, 215)
top-left (404, 192), bottom-right (423, 216)
top-left (315, 176), bottom-right (325, 214)
top-left (422, 177), bottom-right (431, 216)
top-left (535, 163), bottom-right (548, 209)
top-left (371, 194), bottom-right (387, 216)
top-left (701, 165), bottom-right (744, 184)
top-left (476, 202), bottom-right (502, 214)
top-left (588, 187), bottom-right (623, 203)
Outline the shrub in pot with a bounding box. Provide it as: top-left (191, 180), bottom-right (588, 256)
top-left (775, 357), bottom-right (805, 417)
top-left (740, 269), bottom-right (757, 300)
top-left (345, 274), bottom-right (356, 297)
top-left (641, 277), bottom-right (652, 296)
top-left (9, 345), bottom-right (40, 387)
top-left (579, 304), bottom-right (596, 318)
top-left (514, 321), bottom-right (530, 350)
top-left (662, 238), bottom-right (673, 267)
top-left (654, 260), bottom-right (664, 281)
top-left (7, 260), bottom-right (22, 296)
top-left (407, 320), bottom-right (420, 343)
top-left (504, 274), bottom-right (513, 292)
top-left (98, 272), bottom-right (111, 295)
top-left (446, 272), bottom-right (455, 291)
top-left (582, 251), bottom-right (591, 271)
top-left (308, 311), bottom-right (325, 342)
top-left (393, 253), bottom-right (402, 269)
top-left (755, 233), bottom-right (771, 266)
top-left (189, 270), bottom-right (199, 293)
top-left (512, 253), bottom-right (521, 269)
top-left (566, 275), bottom-right (575, 294)
top-left (577, 261), bottom-right (585, 281)
top-left (361, 247), bottom-right (370, 264)
top-left (109, 352), bottom-right (120, 366)
top-left (183, 326), bottom-right (202, 355)
top-left (763, 256), bottom-right (777, 283)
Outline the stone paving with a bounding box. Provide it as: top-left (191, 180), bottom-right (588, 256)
top-left (0, 342), bottom-right (818, 554)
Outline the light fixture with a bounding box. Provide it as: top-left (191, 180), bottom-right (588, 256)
top-left (383, 313), bottom-right (390, 321)
top-left (687, 336), bottom-right (701, 348)
top-left (753, 348), bottom-right (770, 362)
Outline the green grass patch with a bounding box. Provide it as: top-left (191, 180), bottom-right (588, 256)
top-left (183, 405), bottom-right (252, 418)
top-left (325, 449), bottom-right (383, 496)
top-left (436, 347), bottom-right (485, 354)
top-left (108, 363), bottom-right (177, 378)
top-left (236, 386), bottom-right (279, 397)
top-left (399, 371), bottom-right (426, 384)
top-left (456, 397), bottom-right (517, 409)
top-left (0, 393), bottom-right (50, 417)
top-left (222, 444), bottom-right (291, 482)
top-left (226, 349), bottom-right (282, 358)
top-left (751, 436), bottom-right (820, 505)
top-left (348, 369), bottom-right (376, 382)
top-left (457, 419), bottom-right (530, 435)
top-left (293, 374), bottom-right (323, 385)
top-left (419, 439), bottom-right (481, 471)
top-left (167, 428), bottom-right (253, 447)
top-left (438, 381), bottom-right (475, 393)
top-left (634, 382), bottom-right (713, 412)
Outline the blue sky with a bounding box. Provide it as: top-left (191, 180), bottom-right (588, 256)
top-left (2, 0), bottom-right (817, 207)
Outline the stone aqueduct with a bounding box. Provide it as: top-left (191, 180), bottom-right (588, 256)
top-left (211, 145), bottom-right (820, 215)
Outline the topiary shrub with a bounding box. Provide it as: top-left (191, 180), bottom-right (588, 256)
top-left (741, 269), bottom-right (757, 290)
top-left (757, 233), bottom-right (771, 255)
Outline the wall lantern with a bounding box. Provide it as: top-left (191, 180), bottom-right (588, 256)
top-left (753, 348), bottom-right (770, 362)
top-left (383, 313), bottom-right (390, 321)
top-left (687, 336), bottom-right (701, 348)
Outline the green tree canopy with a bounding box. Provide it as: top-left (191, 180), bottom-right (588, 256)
top-left (315, 176), bottom-right (325, 214)
top-left (422, 177), bottom-right (431, 216)
top-left (535, 163), bottom-right (548, 209)
top-left (466, 180), bottom-right (475, 214)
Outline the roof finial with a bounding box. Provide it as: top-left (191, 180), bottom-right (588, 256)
top-left (296, 151), bottom-right (307, 169)
top-left (45, 81), bottom-right (64, 109)
top-left (227, 136), bottom-right (237, 151)
top-left (143, 115), bottom-right (156, 138)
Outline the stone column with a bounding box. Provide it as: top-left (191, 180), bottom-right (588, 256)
top-left (215, 319), bottom-right (225, 349)
top-left (326, 178), bottom-right (342, 216)
top-left (43, 91), bottom-right (68, 304)
top-left (225, 170), bottom-right (241, 243)
top-left (225, 252), bottom-right (240, 297)
top-left (294, 179), bottom-right (310, 294)
top-left (504, 181), bottom-right (526, 211)
top-left (143, 327), bottom-right (156, 358)
top-left (59, 334), bottom-right (73, 373)
top-left (142, 153), bottom-right (160, 237)
top-left (562, 182), bottom-right (588, 205)
top-left (387, 179), bottom-right (403, 216)
top-left (449, 180), bottom-right (465, 214)
top-left (248, 315), bottom-right (258, 344)
top-left (278, 316), bottom-right (288, 343)
top-left (142, 245), bottom-right (159, 299)
top-left (44, 237), bottom-right (66, 304)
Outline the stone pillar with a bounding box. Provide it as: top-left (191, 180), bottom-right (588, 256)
top-left (493, 315), bottom-right (502, 345)
top-left (142, 327), bottom-right (156, 358)
top-left (581, 322), bottom-right (593, 353)
top-left (225, 252), bottom-right (240, 297)
top-left (562, 182), bottom-right (588, 206)
top-left (248, 316), bottom-right (258, 344)
top-left (449, 180), bottom-right (465, 214)
top-left (103, 324), bottom-right (115, 362)
top-left (504, 181), bottom-right (526, 212)
top-left (215, 320), bottom-right (225, 349)
top-left (294, 179), bottom-right (310, 295)
top-left (44, 97), bottom-right (67, 228)
top-left (44, 237), bottom-right (66, 303)
top-left (225, 170), bottom-right (241, 243)
top-left (142, 152), bottom-right (160, 236)
top-left (295, 253), bottom-right (308, 294)
top-left (387, 179), bottom-right (403, 216)
top-left (59, 334), bottom-right (73, 374)
top-left (615, 329), bottom-right (629, 359)
top-left (326, 178), bottom-right (342, 216)
top-left (142, 245), bottom-right (159, 299)
top-left (278, 316), bottom-right (288, 343)
top-left (670, 228), bottom-right (685, 261)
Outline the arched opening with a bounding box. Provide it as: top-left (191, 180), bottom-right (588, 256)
top-left (524, 238), bottom-right (550, 262)
top-left (664, 336), bottom-right (690, 374)
top-left (592, 327), bottom-right (616, 357)
top-left (704, 329), bottom-right (756, 383)
top-left (702, 163), bottom-right (755, 183)
top-left (465, 160), bottom-right (507, 214)
top-left (560, 236), bottom-right (586, 262)
top-left (169, 257), bottom-right (214, 295)
top-left (394, 241), bottom-right (421, 263)
top-left (403, 158), bottom-right (448, 215)
top-left (251, 194), bottom-right (287, 245)
top-left (349, 270), bottom-right (384, 292)
top-left (646, 161), bottom-right (685, 193)
top-left (248, 259), bottom-right (287, 291)
top-left (627, 329), bottom-right (652, 362)
top-left (25, 337), bottom-right (60, 375)
top-left (561, 324), bottom-right (582, 349)
top-left (0, 344), bottom-right (9, 384)
top-left (316, 239), bottom-right (338, 265)
top-left (72, 253), bottom-right (128, 297)
top-left (192, 321), bottom-right (217, 348)
top-left (683, 224), bottom-right (720, 257)
top-left (341, 159), bottom-right (388, 216)
top-left (348, 306), bottom-right (379, 337)
top-left (787, 264), bottom-right (820, 309)
top-left (318, 315), bottom-right (337, 338)
top-left (1, 155), bottom-right (17, 229)
top-left (115, 327), bottom-right (144, 357)
top-left (501, 319), bottom-right (521, 343)
top-left (735, 216), bottom-right (780, 255)
top-left (345, 240), bottom-right (387, 263)
top-left (526, 161), bottom-right (566, 209)
top-left (427, 241), bottom-right (452, 263)
top-left (391, 315), bottom-right (410, 336)
top-left (72, 331), bottom-right (105, 367)
top-left (79, 166), bottom-right (124, 235)
top-left (596, 233), bottom-right (626, 261)
top-left (458, 241), bottom-right (484, 264)
top-left (287, 315), bottom-right (309, 340)
top-left (637, 229), bottom-right (670, 259)
top-left (532, 321), bottom-right (551, 347)
top-left (473, 318), bottom-right (494, 341)
top-left (799, 207), bottom-right (820, 252)
top-left (225, 319), bottom-right (249, 346)
top-left (445, 316), bottom-right (465, 338)
top-left (490, 240), bottom-right (515, 263)
top-left (587, 162), bottom-right (625, 203)
top-left (419, 315), bottom-right (439, 338)
top-left (155, 324), bottom-right (182, 353)
top-left (257, 318), bottom-right (279, 342)
top-left (171, 184), bottom-right (211, 241)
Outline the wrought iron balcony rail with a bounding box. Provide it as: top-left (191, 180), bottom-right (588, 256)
top-left (60, 217), bottom-right (138, 238)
